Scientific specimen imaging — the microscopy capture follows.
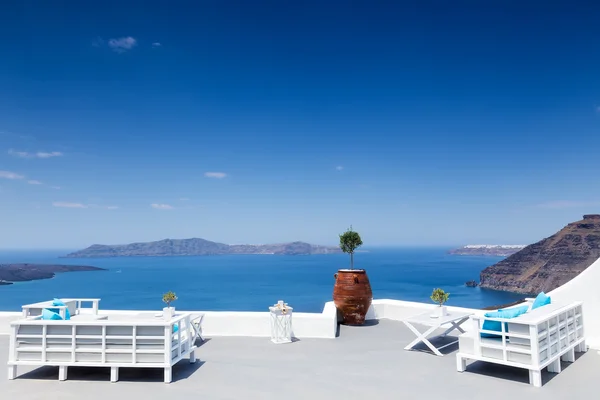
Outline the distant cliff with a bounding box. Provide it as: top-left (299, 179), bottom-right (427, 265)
top-left (449, 244), bottom-right (526, 257)
top-left (63, 238), bottom-right (342, 258)
top-left (0, 264), bottom-right (105, 284)
top-left (479, 214), bottom-right (600, 294)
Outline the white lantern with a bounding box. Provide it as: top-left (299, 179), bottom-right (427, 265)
top-left (269, 302), bottom-right (293, 344)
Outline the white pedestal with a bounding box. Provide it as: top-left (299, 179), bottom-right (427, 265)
top-left (163, 307), bottom-right (175, 321)
top-left (269, 306), bottom-right (293, 344)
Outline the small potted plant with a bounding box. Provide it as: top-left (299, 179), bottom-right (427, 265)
top-left (430, 288), bottom-right (449, 318)
top-left (162, 291), bottom-right (178, 320)
top-left (332, 226), bottom-right (373, 325)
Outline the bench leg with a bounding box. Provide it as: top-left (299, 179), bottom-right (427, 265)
top-left (547, 359), bottom-right (561, 374)
top-left (529, 370), bottom-right (542, 388)
top-left (164, 367), bottom-right (172, 384)
top-left (576, 340), bottom-right (586, 352)
top-left (110, 367), bottom-right (119, 383)
top-left (561, 348), bottom-right (575, 363)
top-left (456, 355), bottom-right (466, 372)
top-left (190, 350), bottom-right (197, 364)
top-left (58, 366), bottom-right (68, 381)
top-left (7, 365), bottom-right (17, 380)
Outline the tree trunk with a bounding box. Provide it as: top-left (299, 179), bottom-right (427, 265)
top-left (350, 252), bottom-right (354, 269)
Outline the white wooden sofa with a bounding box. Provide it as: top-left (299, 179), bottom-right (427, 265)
top-left (21, 298), bottom-right (100, 319)
top-left (7, 299), bottom-right (198, 383)
top-left (456, 301), bottom-right (585, 387)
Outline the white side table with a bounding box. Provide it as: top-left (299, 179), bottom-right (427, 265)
top-left (269, 305), bottom-right (293, 344)
top-left (403, 311), bottom-right (472, 356)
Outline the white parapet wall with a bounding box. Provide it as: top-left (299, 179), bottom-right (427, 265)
top-left (0, 312), bottom-right (21, 335)
top-left (549, 256), bottom-right (600, 349)
top-left (0, 300), bottom-right (476, 338)
top-left (367, 299), bottom-right (482, 322)
top-left (0, 304), bottom-right (339, 339)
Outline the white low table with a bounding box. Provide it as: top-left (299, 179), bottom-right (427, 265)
top-left (403, 311), bottom-right (472, 356)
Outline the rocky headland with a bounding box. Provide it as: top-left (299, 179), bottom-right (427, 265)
top-left (449, 244), bottom-right (526, 256)
top-left (0, 264), bottom-right (106, 284)
top-left (479, 214), bottom-right (600, 294)
top-left (63, 238), bottom-right (342, 258)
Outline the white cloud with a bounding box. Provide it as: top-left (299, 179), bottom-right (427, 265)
top-left (151, 203), bottom-right (174, 210)
top-left (88, 203), bottom-right (119, 210)
top-left (7, 149), bottom-right (29, 158)
top-left (204, 172), bottom-right (227, 179)
top-left (152, 42), bottom-right (161, 47)
top-left (335, 166), bottom-right (344, 171)
top-left (108, 36), bottom-right (137, 53)
top-left (53, 202), bottom-right (88, 209)
top-left (536, 200), bottom-right (600, 209)
top-left (27, 180), bottom-right (42, 185)
top-left (8, 149), bottom-right (63, 159)
top-left (52, 202), bottom-right (117, 209)
top-left (36, 151), bottom-right (63, 158)
top-left (0, 170), bottom-right (24, 180)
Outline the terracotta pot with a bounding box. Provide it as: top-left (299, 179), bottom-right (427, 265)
top-left (333, 269), bottom-right (373, 325)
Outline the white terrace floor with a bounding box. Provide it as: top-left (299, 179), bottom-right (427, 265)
top-left (1, 319), bottom-right (599, 400)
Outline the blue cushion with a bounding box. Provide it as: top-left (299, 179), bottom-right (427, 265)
top-left (41, 308), bottom-right (63, 320)
top-left (532, 292), bottom-right (551, 310)
top-left (49, 298), bottom-right (71, 320)
top-left (173, 324), bottom-right (179, 333)
top-left (481, 305), bottom-right (529, 338)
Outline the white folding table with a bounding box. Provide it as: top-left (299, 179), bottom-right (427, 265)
top-left (403, 311), bottom-right (472, 356)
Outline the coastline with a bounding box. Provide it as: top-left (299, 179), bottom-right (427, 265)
top-left (0, 264), bottom-right (106, 285)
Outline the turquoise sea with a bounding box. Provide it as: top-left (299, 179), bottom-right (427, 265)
top-left (0, 248), bottom-right (524, 312)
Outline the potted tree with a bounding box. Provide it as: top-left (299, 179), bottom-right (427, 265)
top-left (430, 288), bottom-right (449, 318)
top-left (162, 291), bottom-right (178, 320)
top-left (333, 226), bottom-right (373, 325)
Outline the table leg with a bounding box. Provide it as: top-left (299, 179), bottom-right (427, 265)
top-left (403, 321), bottom-right (444, 356)
top-left (441, 317), bottom-right (469, 337)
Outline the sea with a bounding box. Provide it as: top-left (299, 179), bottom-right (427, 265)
top-left (0, 248), bottom-right (525, 313)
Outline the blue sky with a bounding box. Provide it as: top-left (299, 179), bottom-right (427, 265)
top-left (1, 1), bottom-right (600, 249)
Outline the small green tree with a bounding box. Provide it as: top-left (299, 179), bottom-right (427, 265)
top-left (339, 226), bottom-right (363, 269)
top-left (162, 291), bottom-right (178, 308)
top-left (430, 288), bottom-right (449, 306)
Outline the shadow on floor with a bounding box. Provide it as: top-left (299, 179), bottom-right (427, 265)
top-left (336, 319), bottom-right (379, 337)
top-left (196, 337), bottom-right (212, 348)
top-left (408, 335), bottom-right (459, 356)
top-left (16, 360), bottom-right (205, 383)
top-left (464, 351), bottom-right (587, 387)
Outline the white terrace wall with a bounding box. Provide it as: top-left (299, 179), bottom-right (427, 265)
top-left (0, 303), bottom-right (339, 339)
top-left (549, 256), bottom-right (600, 349)
top-left (0, 300), bottom-right (481, 338)
top-left (0, 313), bottom-right (20, 335)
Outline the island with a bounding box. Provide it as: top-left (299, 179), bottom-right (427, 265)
top-left (63, 238), bottom-right (342, 258)
top-left (448, 244), bottom-right (526, 257)
top-left (0, 264), bottom-right (106, 284)
top-left (479, 214), bottom-right (600, 294)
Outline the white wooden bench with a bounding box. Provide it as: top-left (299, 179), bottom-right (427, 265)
top-left (456, 301), bottom-right (585, 387)
top-left (7, 310), bottom-right (197, 383)
top-left (21, 298), bottom-right (100, 319)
